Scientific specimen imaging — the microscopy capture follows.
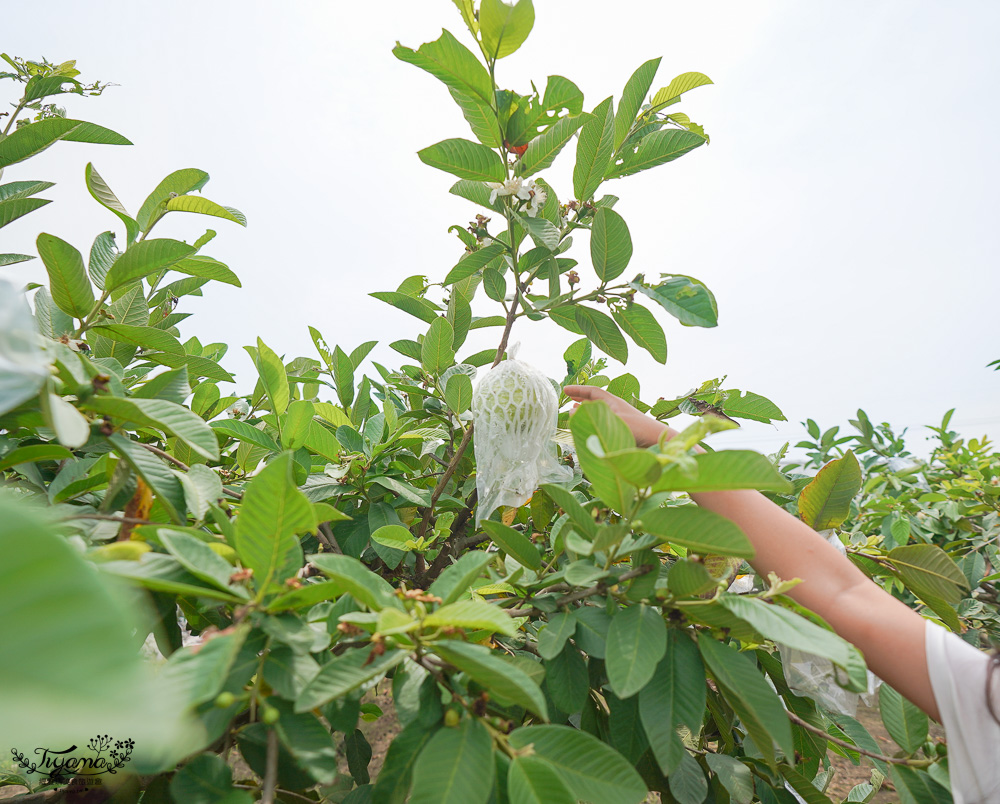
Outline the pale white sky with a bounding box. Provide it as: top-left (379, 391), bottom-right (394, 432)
top-left (4, 1), bottom-right (998, 457)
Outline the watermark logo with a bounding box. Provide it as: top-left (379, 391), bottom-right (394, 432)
top-left (10, 734), bottom-right (134, 786)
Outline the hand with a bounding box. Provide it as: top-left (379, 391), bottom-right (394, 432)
top-left (563, 385), bottom-right (674, 448)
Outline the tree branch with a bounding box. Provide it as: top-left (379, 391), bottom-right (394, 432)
top-left (261, 728), bottom-right (279, 804)
top-left (785, 711), bottom-right (934, 767)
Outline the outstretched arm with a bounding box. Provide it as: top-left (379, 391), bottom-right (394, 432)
top-left (563, 385), bottom-right (939, 720)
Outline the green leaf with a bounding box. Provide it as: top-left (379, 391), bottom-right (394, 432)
top-left (639, 630), bottom-right (705, 774)
top-left (103, 238), bottom-right (196, 292)
top-left (516, 214), bottom-right (561, 251)
top-left (108, 433), bottom-right (186, 523)
top-left (444, 372), bottom-right (473, 415)
top-left (565, 401), bottom-right (635, 513)
top-left (90, 323), bottom-right (183, 354)
top-left (444, 243), bottom-right (506, 284)
top-left (424, 599), bottom-right (517, 636)
top-left (170, 256), bottom-right (242, 287)
top-left (418, 138), bottom-right (506, 182)
top-left (887, 544), bottom-right (968, 606)
top-left (433, 640), bottom-right (548, 719)
top-left (142, 351), bottom-right (234, 383)
top-left (370, 525), bottom-right (415, 552)
top-left (539, 484), bottom-right (598, 539)
top-left (614, 58), bottom-right (661, 149)
top-left (0, 443), bottom-right (73, 471)
top-left (0, 252), bottom-right (34, 266)
top-left (88, 231), bottom-right (117, 290)
top-left (409, 718), bottom-right (494, 804)
top-left (698, 634), bottom-right (794, 769)
top-left (248, 337), bottom-right (290, 416)
top-left (84, 163), bottom-right (139, 243)
top-left (575, 306), bottom-right (628, 363)
top-left (636, 505), bottom-right (754, 558)
top-left (537, 612), bottom-right (576, 660)
top-left (84, 396), bottom-right (220, 461)
top-left (0, 117), bottom-right (130, 169)
top-left (605, 602), bottom-right (667, 698)
top-left (519, 114), bottom-right (585, 177)
top-left (137, 168), bottom-right (210, 232)
top-left (630, 275), bottom-right (718, 328)
top-left (165, 195), bottom-right (247, 226)
top-left (888, 766), bottom-right (952, 804)
top-left (610, 305), bottom-right (666, 363)
top-left (282, 399), bottom-right (315, 450)
top-left (705, 753), bottom-right (754, 804)
top-left (508, 755), bottom-right (575, 804)
top-left (449, 88), bottom-right (502, 148)
top-left (169, 753), bottom-right (251, 804)
top-left (481, 520), bottom-right (542, 570)
top-left (650, 72), bottom-right (714, 111)
top-left (721, 390), bottom-right (786, 424)
top-left (428, 551), bottom-right (492, 606)
top-left (0, 196), bottom-right (49, 229)
top-left (371, 721), bottom-right (436, 804)
top-left (0, 179), bottom-right (54, 201)
top-left (296, 646), bottom-right (406, 712)
top-left (422, 317), bottom-right (455, 374)
top-left (159, 529), bottom-right (247, 597)
top-left (878, 685), bottom-right (928, 754)
top-left (210, 419), bottom-right (280, 452)
top-left (331, 345), bottom-right (355, 408)
top-left (36, 233), bottom-right (94, 318)
top-left (573, 97), bottom-right (615, 202)
top-left (177, 463), bottom-right (223, 522)
top-left (393, 29), bottom-right (493, 102)
top-left (234, 453), bottom-right (314, 592)
top-left (507, 725), bottom-right (647, 804)
top-left (609, 128), bottom-right (706, 179)
top-left (308, 553), bottom-right (400, 611)
top-left (590, 206), bottom-right (632, 282)
top-left (370, 291), bottom-right (441, 324)
top-left (544, 644), bottom-right (589, 713)
top-left (668, 750), bottom-right (708, 804)
top-left (480, 0), bottom-right (535, 60)
top-left (798, 450), bottom-right (862, 530)
top-left (652, 450), bottom-right (792, 494)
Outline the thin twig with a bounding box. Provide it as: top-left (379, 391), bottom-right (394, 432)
top-left (422, 489), bottom-right (479, 585)
top-left (63, 513), bottom-right (152, 526)
top-left (233, 785), bottom-right (315, 803)
top-left (139, 442), bottom-right (188, 470)
top-left (505, 565), bottom-right (655, 617)
top-left (316, 521), bottom-right (343, 554)
top-left (261, 728), bottom-right (279, 804)
top-left (786, 711), bottom-right (934, 767)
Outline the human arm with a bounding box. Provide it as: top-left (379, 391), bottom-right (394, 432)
top-left (563, 385), bottom-right (940, 720)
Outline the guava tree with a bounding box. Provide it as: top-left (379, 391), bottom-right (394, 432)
top-left (0, 5), bottom-right (969, 803)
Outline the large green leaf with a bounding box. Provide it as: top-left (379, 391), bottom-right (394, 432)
top-left (108, 433), bottom-right (187, 522)
top-left (428, 551), bottom-right (493, 606)
top-left (565, 401), bottom-right (635, 513)
top-left (169, 753), bottom-right (252, 804)
top-left (433, 640), bottom-right (548, 719)
top-left (650, 72), bottom-right (714, 111)
top-left (36, 233), bottom-right (94, 318)
top-left (296, 646), bottom-right (406, 712)
top-left (609, 128), bottom-right (706, 179)
top-left (88, 230), bottom-right (118, 290)
top-left (393, 29), bottom-right (493, 102)
top-left (248, 337), bottom-right (290, 416)
top-left (449, 87), bottom-right (502, 148)
top-left (507, 755), bottom-right (575, 804)
top-left (234, 453), bottom-right (314, 593)
top-left (637, 504), bottom-right (754, 558)
top-left (652, 450), bottom-right (792, 494)
top-left (507, 725), bottom-right (647, 804)
top-left (630, 275), bottom-right (718, 328)
top-left (0, 117), bottom-right (130, 169)
top-left (887, 544), bottom-right (969, 605)
top-left (308, 553), bottom-right (400, 611)
top-left (370, 291), bottom-right (442, 324)
top-left (798, 450), bottom-right (862, 530)
top-left (614, 57), bottom-right (661, 149)
top-left (612, 304), bottom-right (666, 364)
top-left (136, 168), bottom-right (210, 232)
top-left (165, 195), bottom-right (247, 226)
top-left (480, 0), bottom-right (535, 60)
top-left (84, 396), bottom-right (220, 461)
top-left (159, 529), bottom-right (247, 598)
top-left (575, 306), bottom-right (627, 363)
top-left (573, 97), bottom-right (615, 201)
top-left (605, 602), bottom-right (667, 698)
top-left (539, 483), bottom-right (598, 540)
top-left (705, 754), bottom-right (754, 804)
top-left (0, 196), bottom-right (49, 229)
top-left (698, 634), bottom-right (794, 769)
top-left (103, 238), bottom-right (196, 291)
top-left (639, 630), bottom-right (705, 774)
top-left (85, 163), bottom-right (139, 243)
top-left (90, 323), bottom-right (184, 354)
top-left (422, 317), bottom-right (455, 374)
top-left (88, 285), bottom-right (149, 364)
top-left (888, 766), bottom-right (952, 804)
top-left (409, 718), bottom-right (494, 804)
top-left (721, 390), bottom-right (787, 424)
top-left (444, 243), bottom-right (506, 285)
top-left (878, 685), bottom-right (928, 754)
top-left (418, 138), bottom-right (506, 182)
top-left (425, 599), bottom-right (517, 636)
top-left (170, 256), bottom-right (242, 287)
top-left (481, 520), bottom-right (542, 570)
top-left (370, 721), bottom-right (437, 804)
top-left (519, 114), bottom-right (585, 177)
top-left (590, 206), bottom-right (632, 282)
top-left (505, 75), bottom-right (585, 147)
top-left (537, 612), bottom-right (576, 660)
top-left (210, 419), bottom-right (280, 452)
top-left (0, 495), bottom-right (189, 758)
top-left (142, 351), bottom-right (235, 383)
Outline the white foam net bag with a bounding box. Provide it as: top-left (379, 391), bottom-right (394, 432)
top-left (472, 345), bottom-right (573, 524)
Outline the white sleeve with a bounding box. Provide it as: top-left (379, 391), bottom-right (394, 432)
top-left (925, 619), bottom-right (1000, 804)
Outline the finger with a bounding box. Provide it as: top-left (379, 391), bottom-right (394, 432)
top-left (563, 385), bottom-right (608, 401)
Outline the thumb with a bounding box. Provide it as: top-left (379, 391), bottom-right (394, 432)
top-left (563, 385), bottom-right (606, 401)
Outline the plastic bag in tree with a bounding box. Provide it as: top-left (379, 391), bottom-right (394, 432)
top-left (472, 344), bottom-right (573, 524)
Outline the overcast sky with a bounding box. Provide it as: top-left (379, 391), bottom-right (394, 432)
top-left (5, 0), bottom-right (998, 458)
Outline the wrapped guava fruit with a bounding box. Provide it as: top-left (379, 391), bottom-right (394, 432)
top-left (472, 345), bottom-right (573, 524)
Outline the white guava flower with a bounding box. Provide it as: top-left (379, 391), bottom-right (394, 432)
top-left (227, 399), bottom-right (250, 419)
top-left (485, 177), bottom-right (523, 204)
top-left (521, 180), bottom-right (547, 218)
